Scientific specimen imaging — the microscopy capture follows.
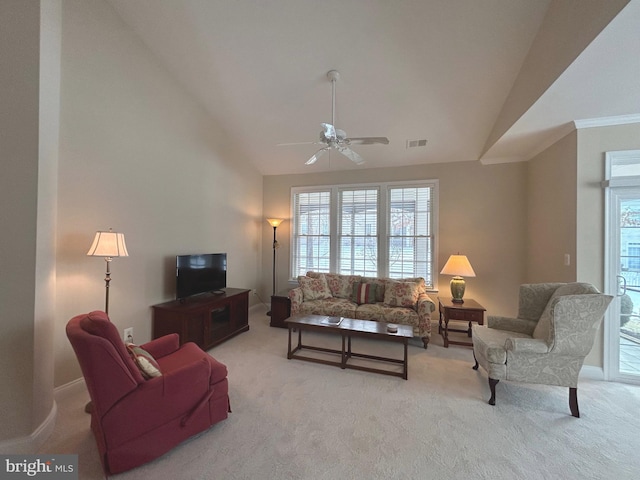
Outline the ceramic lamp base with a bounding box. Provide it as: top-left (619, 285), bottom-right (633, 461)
top-left (450, 276), bottom-right (466, 303)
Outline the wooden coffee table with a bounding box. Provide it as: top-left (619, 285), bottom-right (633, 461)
top-left (285, 314), bottom-right (413, 380)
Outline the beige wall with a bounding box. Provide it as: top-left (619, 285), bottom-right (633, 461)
top-left (526, 130), bottom-right (577, 283)
top-left (0, 0), bottom-right (41, 444)
top-left (263, 160), bottom-right (528, 319)
top-left (577, 123), bottom-right (640, 367)
top-left (33, 0), bottom-right (61, 435)
top-left (54, 0), bottom-right (264, 386)
top-left (526, 123), bottom-right (640, 369)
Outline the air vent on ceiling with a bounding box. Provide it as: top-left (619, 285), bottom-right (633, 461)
top-left (406, 139), bottom-right (428, 149)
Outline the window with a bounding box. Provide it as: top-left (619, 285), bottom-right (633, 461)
top-left (626, 242), bottom-right (640, 271)
top-left (388, 186), bottom-right (433, 282)
top-left (291, 181), bottom-right (438, 289)
top-left (339, 188), bottom-right (378, 276)
top-left (291, 190), bottom-right (331, 274)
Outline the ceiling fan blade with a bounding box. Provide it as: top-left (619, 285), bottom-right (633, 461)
top-left (337, 146), bottom-right (364, 165)
top-left (346, 137), bottom-right (390, 145)
top-left (277, 141), bottom-right (318, 146)
top-left (306, 147), bottom-right (330, 165)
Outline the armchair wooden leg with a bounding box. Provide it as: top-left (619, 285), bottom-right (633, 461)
top-left (569, 387), bottom-right (579, 418)
top-left (421, 337), bottom-right (429, 349)
top-left (488, 378), bottom-right (499, 406)
top-left (472, 351), bottom-right (479, 370)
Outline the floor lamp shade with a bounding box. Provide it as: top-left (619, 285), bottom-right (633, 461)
top-left (266, 218), bottom-right (283, 228)
top-left (440, 254), bottom-right (475, 303)
top-left (87, 230), bottom-right (129, 258)
top-left (87, 229), bottom-right (128, 314)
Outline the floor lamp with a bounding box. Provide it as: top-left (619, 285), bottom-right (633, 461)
top-left (87, 228), bottom-right (129, 315)
top-left (266, 218), bottom-right (283, 316)
top-left (85, 228), bottom-right (128, 414)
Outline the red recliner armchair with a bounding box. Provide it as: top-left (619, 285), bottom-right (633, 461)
top-left (66, 311), bottom-right (230, 475)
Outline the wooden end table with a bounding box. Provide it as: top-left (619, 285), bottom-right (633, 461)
top-left (270, 293), bottom-right (291, 328)
top-left (438, 297), bottom-right (485, 348)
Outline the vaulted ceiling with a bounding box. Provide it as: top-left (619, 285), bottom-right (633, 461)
top-left (106, 0), bottom-right (640, 175)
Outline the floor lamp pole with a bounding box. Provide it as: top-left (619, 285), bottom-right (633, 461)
top-left (104, 257), bottom-right (112, 314)
top-left (272, 225), bottom-right (277, 296)
top-left (267, 225), bottom-right (278, 316)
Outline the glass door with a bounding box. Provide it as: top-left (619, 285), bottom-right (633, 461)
top-left (605, 151), bottom-right (640, 383)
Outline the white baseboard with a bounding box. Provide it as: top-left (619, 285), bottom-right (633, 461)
top-left (249, 303), bottom-right (267, 314)
top-left (0, 401), bottom-right (57, 455)
top-left (54, 377), bottom-right (87, 401)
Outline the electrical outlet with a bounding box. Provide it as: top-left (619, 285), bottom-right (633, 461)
top-left (252, 289), bottom-right (258, 295)
top-left (124, 327), bottom-right (133, 344)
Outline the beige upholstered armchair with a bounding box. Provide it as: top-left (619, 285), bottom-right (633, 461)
top-left (471, 283), bottom-right (613, 417)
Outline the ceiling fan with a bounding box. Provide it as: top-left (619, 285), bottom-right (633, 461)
top-left (278, 70), bottom-right (389, 165)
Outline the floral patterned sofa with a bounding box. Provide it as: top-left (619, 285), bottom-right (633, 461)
top-left (289, 271), bottom-right (436, 348)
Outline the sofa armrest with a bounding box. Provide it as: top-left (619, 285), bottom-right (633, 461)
top-left (141, 333), bottom-right (180, 359)
top-left (289, 287), bottom-right (304, 314)
top-left (505, 337), bottom-right (550, 353)
top-left (417, 293), bottom-right (436, 314)
top-left (488, 315), bottom-right (537, 335)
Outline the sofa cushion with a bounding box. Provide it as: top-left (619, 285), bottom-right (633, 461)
top-left (298, 274), bottom-right (332, 301)
top-left (297, 297), bottom-right (357, 318)
top-left (351, 282), bottom-right (378, 305)
top-left (356, 303), bottom-right (420, 329)
top-left (362, 277), bottom-right (387, 302)
top-left (472, 327), bottom-right (531, 365)
top-left (383, 282), bottom-right (421, 308)
top-left (533, 282), bottom-right (599, 343)
top-left (394, 277), bottom-right (427, 294)
top-left (307, 271), bottom-right (361, 299)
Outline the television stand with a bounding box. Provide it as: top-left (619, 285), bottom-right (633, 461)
top-left (152, 288), bottom-right (250, 350)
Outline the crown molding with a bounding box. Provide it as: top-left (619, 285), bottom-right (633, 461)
top-left (574, 114), bottom-right (640, 129)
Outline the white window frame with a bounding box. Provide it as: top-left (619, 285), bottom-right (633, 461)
top-left (290, 180), bottom-right (439, 290)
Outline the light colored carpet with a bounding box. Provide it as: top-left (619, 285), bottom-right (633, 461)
top-left (41, 307), bottom-right (640, 479)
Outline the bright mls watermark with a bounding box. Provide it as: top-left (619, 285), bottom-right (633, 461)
top-left (0, 455), bottom-right (77, 479)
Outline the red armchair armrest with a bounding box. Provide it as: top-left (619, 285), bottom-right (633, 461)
top-left (141, 333), bottom-right (180, 359)
top-left (101, 357), bottom-right (212, 446)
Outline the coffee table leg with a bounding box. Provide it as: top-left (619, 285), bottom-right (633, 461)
top-left (341, 334), bottom-right (346, 369)
top-left (287, 326), bottom-right (292, 359)
top-left (403, 340), bottom-right (408, 380)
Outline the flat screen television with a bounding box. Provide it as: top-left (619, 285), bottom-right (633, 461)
top-left (176, 253), bottom-right (227, 300)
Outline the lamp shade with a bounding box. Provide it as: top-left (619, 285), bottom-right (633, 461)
top-left (266, 218), bottom-right (284, 228)
top-left (87, 230), bottom-right (129, 258)
top-left (440, 254), bottom-right (475, 277)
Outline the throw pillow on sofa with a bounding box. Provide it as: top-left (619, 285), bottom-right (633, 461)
top-left (307, 271), bottom-right (361, 299)
top-left (384, 282), bottom-right (421, 308)
top-left (298, 274), bottom-right (333, 301)
top-left (126, 343), bottom-right (162, 379)
top-left (351, 282), bottom-right (378, 305)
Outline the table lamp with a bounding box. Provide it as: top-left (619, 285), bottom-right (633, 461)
top-left (440, 254), bottom-right (475, 303)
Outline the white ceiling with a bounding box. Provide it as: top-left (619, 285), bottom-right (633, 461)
top-left (105, 0), bottom-right (640, 175)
